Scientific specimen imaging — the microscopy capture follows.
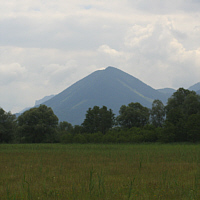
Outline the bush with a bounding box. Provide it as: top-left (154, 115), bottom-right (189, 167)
top-left (142, 129), bottom-right (158, 142)
top-left (85, 132), bottom-right (103, 143)
top-left (158, 121), bottom-right (175, 143)
top-left (73, 134), bottom-right (87, 144)
top-left (60, 133), bottom-right (74, 144)
top-left (102, 134), bottom-right (117, 143)
top-left (116, 135), bottom-right (129, 143)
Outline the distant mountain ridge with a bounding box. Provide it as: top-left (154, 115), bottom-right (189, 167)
top-left (42, 66), bottom-right (169, 125)
top-left (188, 82), bottom-right (200, 92)
top-left (17, 66), bottom-right (200, 125)
top-left (157, 88), bottom-right (176, 95)
top-left (35, 95), bottom-right (55, 106)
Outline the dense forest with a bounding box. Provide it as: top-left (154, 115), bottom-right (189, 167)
top-left (1, 88), bottom-right (200, 144)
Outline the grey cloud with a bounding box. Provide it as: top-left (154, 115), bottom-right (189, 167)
top-left (0, 63), bottom-right (26, 85)
top-left (0, 1), bottom-right (200, 113)
top-left (128, 0), bottom-right (200, 14)
top-left (0, 13), bottom-right (126, 50)
top-left (123, 19), bottom-right (200, 89)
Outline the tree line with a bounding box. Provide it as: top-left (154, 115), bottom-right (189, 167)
top-left (1, 88), bottom-right (200, 144)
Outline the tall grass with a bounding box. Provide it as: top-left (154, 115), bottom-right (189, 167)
top-left (0, 143), bottom-right (200, 199)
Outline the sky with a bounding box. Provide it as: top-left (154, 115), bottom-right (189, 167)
top-left (1, 0), bottom-right (200, 113)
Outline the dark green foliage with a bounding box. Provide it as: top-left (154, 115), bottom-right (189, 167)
top-left (182, 93), bottom-right (200, 116)
top-left (17, 105), bottom-right (58, 143)
top-left (72, 125), bottom-right (84, 134)
top-left (102, 134), bottom-right (117, 143)
top-left (73, 134), bottom-right (87, 144)
top-left (57, 121), bottom-right (74, 143)
top-left (82, 106), bottom-right (115, 134)
top-left (60, 126), bottom-right (160, 144)
top-left (150, 99), bottom-right (165, 127)
top-left (165, 88), bottom-right (200, 142)
top-left (126, 126), bottom-right (158, 143)
top-left (157, 121), bottom-right (175, 143)
top-left (165, 88), bottom-right (200, 122)
top-left (117, 102), bottom-right (150, 129)
top-left (85, 132), bottom-right (103, 143)
top-left (60, 133), bottom-right (74, 144)
top-left (58, 121), bottom-right (73, 133)
top-left (185, 114), bottom-right (200, 143)
top-left (0, 108), bottom-right (16, 143)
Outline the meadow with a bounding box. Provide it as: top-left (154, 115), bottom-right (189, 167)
top-left (0, 143), bottom-right (200, 200)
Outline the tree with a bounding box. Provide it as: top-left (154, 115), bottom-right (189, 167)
top-left (150, 99), bottom-right (165, 127)
top-left (158, 121), bottom-right (175, 143)
top-left (58, 121), bottom-right (73, 133)
top-left (17, 105), bottom-right (58, 143)
top-left (0, 108), bottom-right (16, 143)
top-left (116, 102), bottom-right (150, 129)
top-left (165, 88), bottom-right (200, 142)
top-left (182, 93), bottom-right (200, 116)
top-left (73, 125), bottom-right (83, 134)
top-left (82, 106), bottom-right (115, 134)
top-left (185, 114), bottom-right (200, 143)
top-left (165, 88), bottom-right (199, 121)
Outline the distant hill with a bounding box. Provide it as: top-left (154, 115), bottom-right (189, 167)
top-left (157, 88), bottom-right (176, 95)
top-left (42, 66), bottom-right (168, 125)
top-left (16, 94), bottom-right (55, 115)
top-left (15, 107), bottom-right (31, 117)
top-left (188, 82), bottom-right (200, 91)
top-left (35, 95), bottom-right (55, 106)
top-left (157, 88), bottom-right (176, 100)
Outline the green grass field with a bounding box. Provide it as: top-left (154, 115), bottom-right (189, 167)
top-left (0, 143), bottom-right (200, 199)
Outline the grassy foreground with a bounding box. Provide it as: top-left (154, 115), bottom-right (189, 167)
top-left (0, 144), bottom-right (200, 200)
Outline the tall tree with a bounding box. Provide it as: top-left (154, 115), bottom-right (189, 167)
top-left (117, 102), bottom-right (150, 129)
top-left (58, 121), bottom-right (73, 133)
top-left (165, 88), bottom-right (200, 141)
top-left (186, 114), bottom-right (200, 142)
top-left (0, 108), bottom-right (16, 143)
top-left (150, 99), bottom-right (165, 127)
top-left (17, 105), bottom-right (58, 143)
top-left (82, 106), bottom-right (115, 134)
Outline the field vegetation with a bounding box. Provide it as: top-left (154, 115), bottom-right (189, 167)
top-left (1, 143), bottom-right (200, 199)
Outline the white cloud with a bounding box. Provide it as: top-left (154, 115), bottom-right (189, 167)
top-left (124, 24), bottom-right (154, 48)
top-left (123, 17), bottom-right (200, 89)
top-left (0, 0), bottom-right (200, 113)
top-left (0, 63), bottom-right (26, 85)
top-left (98, 45), bottom-right (122, 57)
top-left (127, 0), bottom-right (200, 14)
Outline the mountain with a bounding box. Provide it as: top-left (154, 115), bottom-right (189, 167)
top-left (42, 66), bottom-right (168, 125)
top-left (188, 82), bottom-right (200, 92)
top-left (35, 95), bottom-right (55, 106)
top-left (157, 88), bottom-right (176, 100)
top-left (157, 88), bottom-right (176, 95)
top-left (15, 107), bottom-right (31, 118)
top-left (16, 94), bottom-right (55, 116)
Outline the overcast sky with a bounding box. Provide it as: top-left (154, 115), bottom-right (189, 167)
top-left (1, 0), bottom-right (200, 113)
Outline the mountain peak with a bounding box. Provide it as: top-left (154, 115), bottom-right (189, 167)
top-left (43, 67), bottom-right (168, 125)
top-left (105, 66), bottom-right (116, 70)
top-left (105, 66), bottom-right (123, 71)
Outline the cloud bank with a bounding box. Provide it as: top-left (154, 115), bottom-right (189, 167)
top-left (0, 0), bottom-right (200, 112)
